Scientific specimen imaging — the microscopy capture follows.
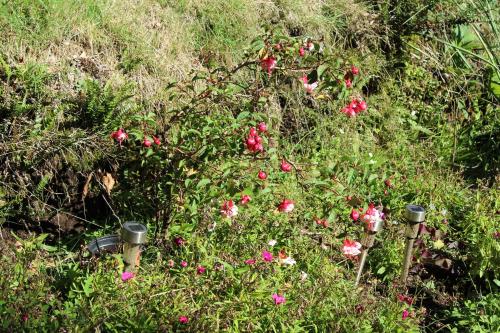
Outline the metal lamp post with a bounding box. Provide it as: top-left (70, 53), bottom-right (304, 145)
top-left (401, 205), bottom-right (425, 284)
top-left (121, 221), bottom-right (148, 272)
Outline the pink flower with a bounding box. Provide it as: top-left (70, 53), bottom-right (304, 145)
top-left (278, 199), bottom-right (294, 213)
top-left (197, 265), bottom-right (206, 275)
top-left (244, 259), bottom-right (256, 265)
top-left (345, 79), bottom-right (352, 88)
top-left (494, 231), bottom-right (500, 239)
top-left (153, 136), bottom-right (161, 145)
top-left (397, 294), bottom-right (414, 306)
top-left (351, 65), bottom-right (359, 75)
top-left (350, 209), bottom-right (360, 221)
top-left (300, 75), bottom-right (318, 94)
top-left (21, 314), bottom-right (28, 322)
top-left (168, 259), bottom-right (175, 267)
top-left (245, 127), bottom-right (264, 153)
top-left (258, 170), bottom-right (267, 180)
top-left (357, 100), bottom-right (367, 112)
top-left (174, 237), bottom-right (185, 246)
top-left (262, 250), bottom-right (273, 262)
top-left (179, 316), bottom-right (189, 324)
top-left (121, 271), bottom-right (134, 282)
top-left (341, 107), bottom-right (356, 118)
top-left (341, 239), bottom-right (362, 257)
top-left (402, 309), bottom-right (409, 320)
top-left (280, 160), bottom-right (292, 172)
top-left (261, 56), bottom-right (277, 76)
top-left (315, 218), bottom-right (328, 228)
top-left (240, 194), bottom-right (251, 205)
top-left (361, 203), bottom-right (384, 231)
top-left (341, 98), bottom-right (367, 117)
top-left (257, 122), bottom-right (267, 133)
top-left (220, 200), bottom-right (238, 218)
top-left (181, 261), bottom-right (188, 268)
top-left (143, 137), bottom-right (152, 147)
top-left (111, 128), bottom-right (128, 144)
top-left (299, 47), bottom-right (305, 57)
top-left (272, 293), bottom-right (286, 305)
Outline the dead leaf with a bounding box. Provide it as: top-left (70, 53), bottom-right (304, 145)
top-left (82, 173), bottom-right (93, 200)
top-left (102, 172), bottom-right (115, 195)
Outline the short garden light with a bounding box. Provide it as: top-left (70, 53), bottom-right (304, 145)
top-left (121, 221), bottom-right (147, 272)
top-left (401, 205), bottom-right (425, 284)
top-left (355, 210), bottom-right (384, 286)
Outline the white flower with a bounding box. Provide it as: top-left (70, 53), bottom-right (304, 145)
top-left (268, 239), bottom-right (277, 247)
top-left (281, 257), bottom-right (296, 265)
top-left (300, 271), bottom-right (308, 281)
top-left (440, 209), bottom-right (447, 216)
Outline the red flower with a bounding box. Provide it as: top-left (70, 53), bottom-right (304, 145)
top-left (402, 309), bottom-right (409, 320)
top-left (341, 239), bottom-right (362, 257)
top-left (261, 56), bottom-right (277, 76)
top-left (179, 316), bottom-right (189, 324)
top-left (153, 136), bottom-right (161, 145)
top-left (315, 218), bottom-right (328, 228)
top-left (356, 100), bottom-right (367, 112)
top-left (244, 259), bottom-right (256, 265)
top-left (240, 194), bottom-right (251, 205)
top-left (245, 127), bottom-right (264, 153)
top-left (341, 107), bottom-right (356, 117)
top-left (350, 209), bottom-right (359, 221)
top-left (258, 170), bottom-right (267, 180)
top-left (257, 122), bottom-right (267, 133)
top-left (196, 265), bottom-right (206, 275)
top-left (345, 79), bottom-right (352, 88)
top-left (143, 137), bottom-right (152, 147)
top-left (351, 65), bottom-right (359, 75)
top-left (280, 160), bottom-right (292, 172)
top-left (397, 294), bottom-right (414, 306)
top-left (220, 200), bottom-right (238, 218)
top-left (278, 199), bottom-right (294, 213)
top-left (174, 237), bottom-right (185, 246)
top-left (299, 47), bottom-right (305, 57)
top-left (111, 128), bottom-right (128, 144)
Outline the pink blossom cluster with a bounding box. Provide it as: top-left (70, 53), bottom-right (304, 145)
top-left (341, 98), bottom-right (367, 118)
top-left (245, 126), bottom-right (265, 153)
top-left (111, 128), bottom-right (161, 148)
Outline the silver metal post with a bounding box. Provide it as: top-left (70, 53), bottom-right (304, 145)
top-left (355, 211), bottom-right (384, 286)
top-left (121, 221), bottom-right (148, 272)
top-left (401, 205), bottom-right (425, 284)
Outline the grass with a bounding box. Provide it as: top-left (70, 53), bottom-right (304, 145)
top-left (0, 0), bottom-right (499, 332)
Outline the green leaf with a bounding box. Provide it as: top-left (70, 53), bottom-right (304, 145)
top-left (377, 266), bottom-right (386, 275)
top-left (237, 111), bottom-right (250, 120)
top-left (317, 64), bottom-right (329, 78)
top-left (197, 178), bottom-right (211, 189)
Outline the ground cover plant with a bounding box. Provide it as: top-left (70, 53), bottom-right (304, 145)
top-left (0, 0), bottom-right (499, 332)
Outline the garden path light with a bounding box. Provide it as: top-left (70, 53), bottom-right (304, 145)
top-left (121, 222), bottom-right (148, 272)
top-left (355, 210), bottom-right (384, 286)
top-left (401, 205), bottom-right (425, 284)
